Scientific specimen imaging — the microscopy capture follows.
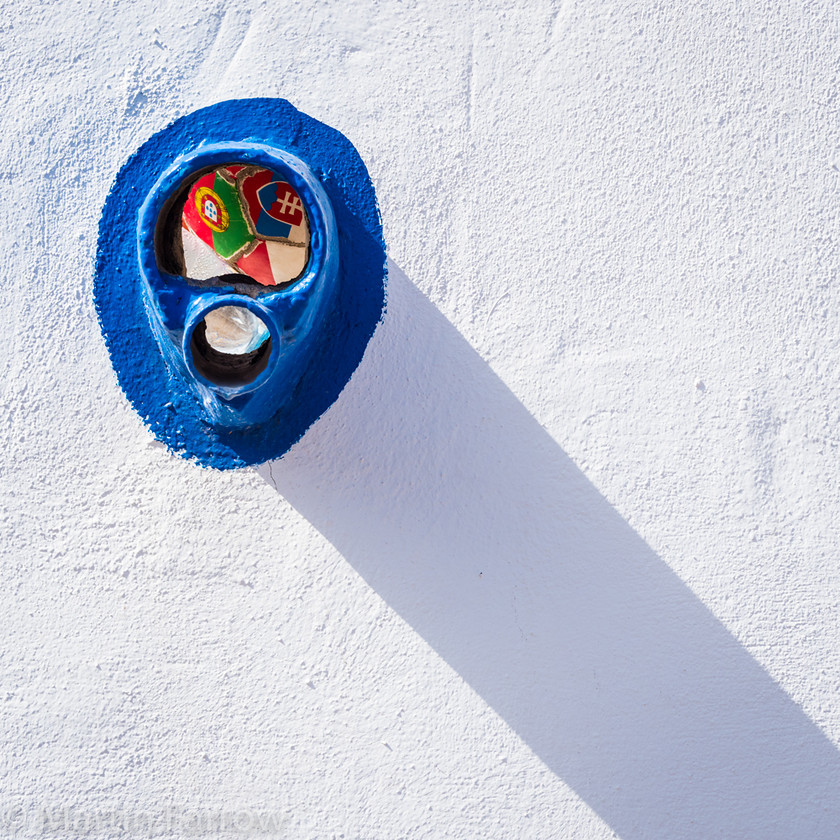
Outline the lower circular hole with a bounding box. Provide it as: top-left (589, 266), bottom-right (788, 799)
top-left (189, 306), bottom-right (272, 387)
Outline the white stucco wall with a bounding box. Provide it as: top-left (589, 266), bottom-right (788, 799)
top-left (3, 1), bottom-right (840, 837)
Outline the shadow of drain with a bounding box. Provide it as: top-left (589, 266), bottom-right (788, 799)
top-left (258, 263), bottom-right (840, 840)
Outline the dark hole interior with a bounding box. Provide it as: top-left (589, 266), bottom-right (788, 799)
top-left (189, 320), bottom-right (273, 387)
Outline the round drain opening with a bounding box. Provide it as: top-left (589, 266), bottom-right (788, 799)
top-left (189, 305), bottom-right (272, 387)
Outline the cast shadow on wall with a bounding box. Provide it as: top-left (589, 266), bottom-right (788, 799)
top-left (259, 264), bottom-right (840, 839)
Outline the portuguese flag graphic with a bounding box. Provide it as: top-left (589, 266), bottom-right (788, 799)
top-left (182, 169), bottom-right (253, 260)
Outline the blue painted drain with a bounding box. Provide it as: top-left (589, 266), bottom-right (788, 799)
top-left (94, 99), bottom-right (386, 469)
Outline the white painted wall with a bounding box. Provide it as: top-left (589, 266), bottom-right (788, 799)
top-left (3, 1), bottom-right (840, 837)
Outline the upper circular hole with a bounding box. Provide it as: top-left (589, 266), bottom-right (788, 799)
top-left (157, 164), bottom-right (311, 289)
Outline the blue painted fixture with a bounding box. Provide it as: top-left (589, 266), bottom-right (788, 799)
top-left (94, 99), bottom-right (387, 469)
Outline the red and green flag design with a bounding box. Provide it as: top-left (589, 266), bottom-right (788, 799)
top-left (180, 165), bottom-right (310, 286)
top-left (182, 168), bottom-right (253, 260)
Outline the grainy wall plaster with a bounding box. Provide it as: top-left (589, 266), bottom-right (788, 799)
top-left (3, 1), bottom-right (840, 838)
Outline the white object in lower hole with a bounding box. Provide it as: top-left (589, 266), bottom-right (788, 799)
top-left (203, 306), bottom-right (270, 355)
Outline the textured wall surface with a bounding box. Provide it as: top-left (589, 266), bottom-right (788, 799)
top-left (3, 1), bottom-right (840, 838)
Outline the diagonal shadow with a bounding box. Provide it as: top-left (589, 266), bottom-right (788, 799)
top-left (258, 264), bottom-right (840, 839)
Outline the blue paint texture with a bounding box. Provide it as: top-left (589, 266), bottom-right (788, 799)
top-left (94, 99), bottom-right (387, 469)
